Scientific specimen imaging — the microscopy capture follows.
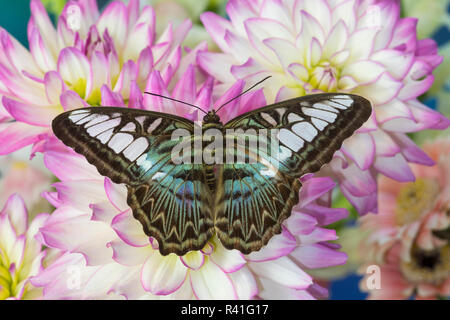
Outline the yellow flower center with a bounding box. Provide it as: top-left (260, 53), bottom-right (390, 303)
top-left (308, 62), bottom-right (339, 92)
top-left (395, 178), bottom-right (439, 226)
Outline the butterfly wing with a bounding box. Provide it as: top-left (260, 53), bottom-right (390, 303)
top-left (52, 107), bottom-right (214, 256)
top-left (216, 93), bottom-right (372, 253)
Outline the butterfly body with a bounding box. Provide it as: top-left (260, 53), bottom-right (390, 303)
top-left (52, 93), bottom-right (371, 256)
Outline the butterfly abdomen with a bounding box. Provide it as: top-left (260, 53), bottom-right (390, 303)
top-left (205, 164), bottom-right (216, 192)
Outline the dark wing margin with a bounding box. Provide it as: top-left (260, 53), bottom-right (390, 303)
top-left (52, 107), bottom-right (214, 256)
top-left (216, 93), bottom-right (372, 253)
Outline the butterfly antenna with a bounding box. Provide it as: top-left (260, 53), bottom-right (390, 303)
top-left (215, 76), bottom-right (272, 113)
top-left (144, 92), bottom-right (208, 115)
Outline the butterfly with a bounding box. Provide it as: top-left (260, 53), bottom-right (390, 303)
top-left (52, 92), bottom-right (371, 256)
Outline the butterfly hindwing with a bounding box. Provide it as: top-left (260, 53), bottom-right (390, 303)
top-left (215, 93), bottom-right (371, 252)
top-left (52, 107), bottom-right (214, 255)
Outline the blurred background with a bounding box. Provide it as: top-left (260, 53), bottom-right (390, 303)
top-left (0, 0), bottom-right (449, 299)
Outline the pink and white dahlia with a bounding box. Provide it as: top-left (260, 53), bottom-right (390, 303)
top-left (359, 137), bottom-right (450, 299)
top-left (0, 194), bottom-right (48, 299)
top-left (34, 74), bottom-right (348, 299)
top-left (198, 0), bottom-right (450, 214)
top-left (0, 0), bottom-right (197, 155)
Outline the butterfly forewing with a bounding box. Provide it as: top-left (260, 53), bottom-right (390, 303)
top-left (52, 107), bottom-right (214, 255)
top-left (215, 93), bottom-right (371, 253)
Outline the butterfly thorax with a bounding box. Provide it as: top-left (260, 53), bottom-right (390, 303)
top-left (202, 110), bottom-right (222, 127)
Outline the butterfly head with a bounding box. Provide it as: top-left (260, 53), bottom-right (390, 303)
top-left (203, 110), bottom-right (221, 124)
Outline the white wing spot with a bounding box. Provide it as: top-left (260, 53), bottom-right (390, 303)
top-left (75, 114), bottom-right (96, 125)
top-left (68, 113), bottom-right (90, 123)
top-left (313, 103), bottom-right (339, 113)
top-left (302, 107), bottom-right (337, 123)
top-left (330, 97), bottom-right (353, 108)
top-left (87, 118), bottom-right (121, 137)
top-left (135, 116), bottom-right (146, 127)
top-left (278, 146), bottom-right (293, 161)
top-left (312, 118), bottom-right (328, 131)
top-left (85, 115), bottom-right (110, 128)
top-left (276, 108), bottom-right (286, 119)
top-left (123, 137), bottom-right (149, 162)
top-left (261, 112), bottom-right (277, 126)
top-left (108, 133), bottom-right (134, 153)
top-left (288, 113), bottom-right (304, 123)
top-left (292, 122), bottom-right (318, 142)
top-left (278, 128), bottom-right (304, 152)
top-left (121, 122), bottom-right (136, 132)
top-left (70, 109), bottom-right (90, 115)
top-left (136, 154), bottom-right (153, 173)
top-left (96, 128), bottom-right (114, 144)
top-left (148, 118), bottom-right (162, 133)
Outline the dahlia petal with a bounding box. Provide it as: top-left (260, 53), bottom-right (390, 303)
top-left (190, 257), bottom-right (237, 299)
top-left (195, 77), bottom-right (214, 111)
top-left (180, 251), bottom-right (205, 270)
top-left (371, 49), bottom-right (414, 80)
top-left (287, 63), bottom-right (309, 82)
top-left (248, 256), bottom-right (312, 289)
top-left (354, 72), bottom-right (403, 106)
top-left (30, 0), bottom-right (58, 56)
top-left (227, 266), bottom-right (258, 299)
top-left (369, 0), bottom-right (399, 51)
top-left (40, 208), bottom-right (115, 265)
top-left (90, 51), bottom-right (109, 93)
top-left (373, 153), bottom-right (415, 182)
top-left (291, 243), bottom-right (347, 268)
top-left (295, 11), bottom-right (325, 59)
top-left (391, 133), bottom-right (434, 166)
top-left (322, 20), bottom-right (348, 58)
top-left (345, 27), bottom-right (378, 63)
top-left (226, 0), bottom-right (257, 35)
top-left (200, 12), bottom-right (232, 52)
top-left (213, 80), bottom-right (245, 120)
top-left (246, 227), bottom-right (296, 262)
top-left (104, 178), bottom-right (128, 212)
top-left (341, 185), bottom-right (378, 214)
top-left (197, 51), bottom-right (235, 83)
top-left (58, 47), bottom-right (92, 99)
top-left (9, 235), bottom-right (26, 266)
top-left (101, 84), bottom-right (124, 107)
top-left (389, 17), bottom-right (417, 52)
top-left (137, 47), bottom-right (154, 86)
top-left (370, 130), bottom-right (400, 157)
top-left (44, 71), bottom-right (65, 105)
top-left (123, 10), bottom-right (155, 61)
top-left (97, 1), bottom-right (128, 50)
top-left (1, 193), bottom-right (28, 234)
top-left (375, 98), bottom-right (413, 123)
top-left (398, 61), bottom-right (435, 101)
top-left (296, 0), bottom-right (332, 34)
top-left (29, 27), bottom-right (56, 72)
top-left (128, 81), bottom-right (143, 109)
top-left (334, 160), bottom-right (377, 197)
top-left (141, 252), bottom-right (187, 295)
top-left (341, 132), bottom-right (375, 170)
top-left (263, 37), bottom-right (300, 70)
top-left (172, 64), bottom-right (197, 115)
top-left (260, 0), bottom-right (291, 28)
top-left (285, 212), bottom-right (317, 236)
top-left (297, 227), bottom-right (338, 245)
top-left (257, 277), bottom-right (312, 300)
top-left (52, 180), bottom-right (106, 211)
top-left (0, 28), bottom-right (41, 76)
top-left (342, 61), bottom-right (385, 85)
top-left (0, 121), bottom-right (42, 155)
top-left (298, 177), bottom-right (335, 206)
top-left (90, 201), bottom-right (118, 226)
top-left (111, 210), bottom-right (149, 247)
top-left (332, 0), bottom-right (356, 32)
top-left (225, 30), bottom-right (253, 63)
top-left (44, 150), bottom-right (99, 181)
top-left (210, 245), bottom-right (245, 273)
top-left (0, 214), bottom-right (18, 254)
top-left (110, 239), bottom-right (150, 266)
top-left (113, 60), bottom-right (137, 99)
top-left (144, 70), bottom-right (173, 112)
top-left (60, 90), bottom-right (89, 111)
top-left (2, 97), bottom-right (60, 127)
top-left (299, 204), bottom-right (349, 226)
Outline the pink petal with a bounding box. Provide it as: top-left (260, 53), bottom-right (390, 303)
top-left (0, 121), bottom-right (43, 155)
top-left (246, 227), bottom-right (296, 262)
top-left (44, 150), bottom-right (99, 181)
top-left (1, 194), bottom-right (28, 234)
top-left (104, 178), bottom-right (128, 212)
top-left (60, 90), bottom-right (89, 111)
top-left (52, 180), bottom-right (105, 211)
top-left (298, 177), bottom-right (335, 206)
top-left (111, 210), bottom-right (149, 247)
top-left (341, 132), bottom-right (375, 170)
top-left (109, 239), bottom-right (150, 266)
top-left (290, 243), bottom-right (347, 268)
top-left (374, 153), bottom-right (415, 182)
top-left (97, 1), bottom-right (128, 50)
top-left (3, 96), bottom-right (60, 127)
top-left (101, 85), bottom-right (124, 107)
